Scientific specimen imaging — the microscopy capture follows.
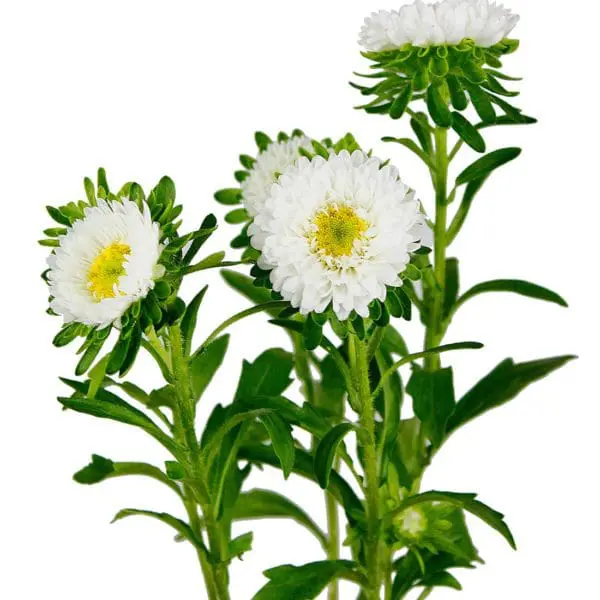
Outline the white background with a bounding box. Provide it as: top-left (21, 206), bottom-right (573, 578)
top-left (0, 1), bottom-right (596, 598)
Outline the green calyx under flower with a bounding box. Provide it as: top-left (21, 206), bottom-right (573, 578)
top-left (352, 38), bottom-right (535, 143)
top-left (42, 168), bottom-right (219, 378)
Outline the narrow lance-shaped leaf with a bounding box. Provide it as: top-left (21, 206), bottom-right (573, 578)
top-left (390, 83), bottom-right (413, 120)
top-left (314, 423), bottom-right (356, 489)
top-left (456, 147), bottom-right (521, 185)
top-left (446, 355), bottom-right (577, 434)
top-left (189, 334), bottom-right (230, 402)
top-left (260, 413), bottom-right (296, 479)
top-left (181, 285), bottom-right (208, 355)
top-left (112, 508), bottom-right (207, 554)
top-left (453, 279), bottom-right (568, 313)
top-left (451, 112), bottom-right (486, 153)
top-left (232, 489), bottom-right (328, 549)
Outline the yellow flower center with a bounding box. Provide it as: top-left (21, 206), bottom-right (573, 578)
top-left (87, 242), bottom-right (131, 300)
top-left (312, 205), bottom-right (368, 258)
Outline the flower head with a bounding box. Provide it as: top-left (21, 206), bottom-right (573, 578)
top-left (248, 151), bottom-right (430, 321)
top-left (360, 0), bottom-right (519, 51)
top-left (42, 171), bottom-right (218, 376)
top-left (242, 135), bottom-right (313, 218)
top-left (354, 1), bottom-right (527, 128)
top-left (47, 199), bottom-right (163, 328)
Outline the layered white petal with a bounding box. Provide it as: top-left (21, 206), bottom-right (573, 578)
top-left (47, 199), bottom-right (163, 328)
top-left (359, 0), bottom-right (519, 51)
top-left (249, 151), bottom-right (430, 321)
top-left (242, 136), bottom-right (313, 217)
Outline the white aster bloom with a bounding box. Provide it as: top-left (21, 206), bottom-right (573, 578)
top-left (249, 151), bottom-right (430, 321)
top-left (359, 0), bottom-right (519, 51)
top-left (242, 136), bottom-right (314, 218)
top-left (47, 199), bottom-right (164, 328)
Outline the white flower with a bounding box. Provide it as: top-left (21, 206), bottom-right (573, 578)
top-left (359, 0), bottom-right (519, 51)
top-left (242, 136), bottom-right (313, 217)
top-left (47, 199), bottom-right (164, 328)
top-left (249, 151), bottom-right (430, 321)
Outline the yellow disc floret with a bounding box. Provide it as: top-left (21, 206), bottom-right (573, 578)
top-left (87, 242), bottom-right (131, 301)
top-left (312, 205), bottom-right (368, 258)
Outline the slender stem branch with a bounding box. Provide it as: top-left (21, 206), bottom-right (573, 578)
top-left (424, 126), bottom-right (449, 371)
top-left (197, 301), bottom-right (288, 354)
top-left (417, 588), bottom-right (433, 600)
top-left (325, 489), bottom-right (340, 600)
top-left (183, 259), bottom-right (252, 275)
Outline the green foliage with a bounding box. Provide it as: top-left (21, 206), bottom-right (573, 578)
top-left (447, 355), bottom-right (576, 434)
top-left (314, 423), bottom-right (356, 489)
top-left (232, 489), bottom-right (327, 548)
top-left (407, 367), bottom-right (455, 448)
top-left (456, 147), bottom-right (521, 185)
top-left (253, 560), bottom-right (364, 600)
top-left (190, 335), bottom-right (229, 401)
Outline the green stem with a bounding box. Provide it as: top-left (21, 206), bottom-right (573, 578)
top-left (353, 336), bottom-right (382, 599)
top-left (170, 324), bottom-right (230, 600)
top-left (424, 126), bottom-right (449, 372)
top-left (326, 489), bottom-right (340, 600)
top-left (292, 323), bottom-right (339, 600)
top-left (197, 301), bottom-right (288, 355)
top-left (417, 588), bottom-right (433, 600)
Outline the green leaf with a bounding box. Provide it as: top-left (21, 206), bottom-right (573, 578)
top-left (447, 75), bottom-right (468, 111)
top-left (260, 413), bottom-right (295, 479)
top-left (454, 279), bottom-right (568, 313)
top-left (73, 454), bottom-right (115, 484)
top-left (255, 131), bottom-right (272, 152)
top-left (46, 205), bottom-right (72, 226)
top-left (464, 83), bottom-right (496, 123)
top-left (112, 509), bottom-right (207, 553)
top-left (426, 84), bottom-right (452, 128)
top-left (221, 270), bottom-right (279, 313)
top-left (407, 367), bottom-right (455, 448)
top-left (239, 444), bottom-right (364, 524)
top-left (410, 112), bottom-right (433, 154)
top-left (253, 560), bottom-right (363, 600)
top-left (394, 490), bottom-right (516, 550)
top-left (442, 258), bottom-right (460, 320)
top-left (421, 571), bottom-right (462, 590)
top-left (235, 348), bottom-right (294, 400)
top-left (214, 188), bottom-right (242, 205)
top-left (303, 315), bottom-right (323, 351)
top-left (191, 250), bottom-right (226, 271)
top-left (456, 147), bottom-right (521, 185)
top-left (165, 461), bottom-right (185, 480)
top-left (228, 532), bottom-right (253, 560)
top-left (53, 323), bottom-right (84, 347)
top-left (314, 423), bottom-right (356, 489)
top-left (446, 177), bottom-right (488, 244)
top-left (390, 84), bottom-right (413, 120)
top-left (181, 285), bottom-right (208, 355)
top-left (58, 383), bottom-right (178, 455)
top-left (446, 355), bottom-right (576, 434)
top-left (381, 137), bottom-right (435, 169)
top-left (190, 334), bottom-right (229, 401)
top-left (381, 325), bottom-right (409, 356)
top-left (225, 208), bottom-right (249, 224)
top-left (232, 489), bottom-right (327, 548)
top-left (451, 112), bottom-right (486, 153)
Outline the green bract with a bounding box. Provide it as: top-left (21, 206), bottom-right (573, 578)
top-left (353, 38), bottom-right (531, 139)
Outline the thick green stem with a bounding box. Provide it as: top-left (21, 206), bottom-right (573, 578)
top-left (170, 324), bottom-right (230, 600)
top-left (424, 126), bottom-right (449, 372)
top-left (354, 336), bottom-right (382, 599)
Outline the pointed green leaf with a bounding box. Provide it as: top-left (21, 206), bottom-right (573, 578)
top-left (314, 423), bottom-right (356, 489)
top-left (456, 147), bottom-right (521, 185)
top-left (390, 84), bottom-right (414, 120)
top-left (451, 112), bottom-right (486, 153)
top-left (190, 334), bottom-right (229, 402)
top-left (260, 413), bottom-right (295, 479)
